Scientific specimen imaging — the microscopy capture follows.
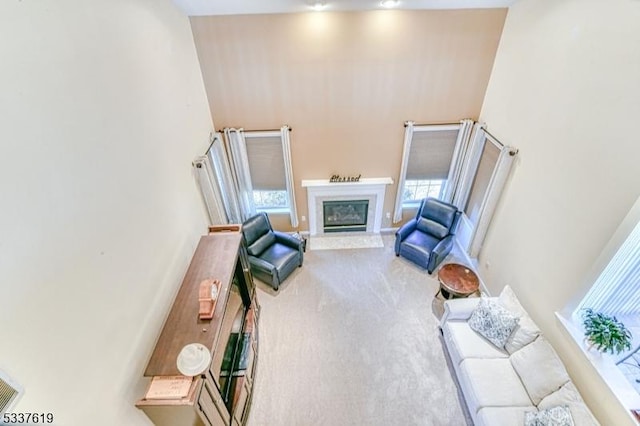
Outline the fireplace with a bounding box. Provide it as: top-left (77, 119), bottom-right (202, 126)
top-left (323, 200), bottom-right (369, 233)
top-left (301, 178), bottom-right (393, 236)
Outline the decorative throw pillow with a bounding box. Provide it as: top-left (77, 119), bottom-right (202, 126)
top-left (468, 297), bottom-right (520, 348)
top-left (524, 406), bottom-right (574, 426)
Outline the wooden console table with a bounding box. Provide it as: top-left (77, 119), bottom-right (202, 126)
top-left (137, 229), bottom-right (259, 426)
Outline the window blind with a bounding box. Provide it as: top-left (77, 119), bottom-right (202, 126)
top-left (406, 129), bottom-right (459, 180)
top-left (245, 135), bottom-right (286, 191)
top-left (464, 140), bottom-right (500, 225)
top-left (578, 220), bottom-right (640, 316)
top-left (0, 369), bottom-right (22, 414)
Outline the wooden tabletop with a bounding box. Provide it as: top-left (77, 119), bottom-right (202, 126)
top-left (145, 233), bottom-right (242, 377)
top-left (437, 263), bottom-right (479, 297)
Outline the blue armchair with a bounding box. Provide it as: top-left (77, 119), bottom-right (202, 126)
top-left (395, 198), bottom-right (461, 274)
top-left (242, 212), bottom-right (304, 291)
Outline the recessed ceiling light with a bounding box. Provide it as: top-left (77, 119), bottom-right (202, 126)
top-left (380, 0), bottom-right (399, 8)
top-left (311, 2), bottom-right (327, 11)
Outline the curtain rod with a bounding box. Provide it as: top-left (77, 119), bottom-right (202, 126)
top-left (404, 121), bottom-right (461, 127)
top-left (224, 127), bottom-right (293, 133)
top-left (204, 132), bottom-right (218, 156)
top-left (203, 126), bottom-right (294, 155)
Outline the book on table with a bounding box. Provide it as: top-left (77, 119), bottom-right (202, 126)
top-left (145, 375), bottom-right (193, 400)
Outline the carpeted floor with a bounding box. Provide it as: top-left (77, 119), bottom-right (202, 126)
top-left (246, 235), bottom-right (472, 426)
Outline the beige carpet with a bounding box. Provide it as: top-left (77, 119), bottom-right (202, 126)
top-left (246, 235), bottom-right (472, 426)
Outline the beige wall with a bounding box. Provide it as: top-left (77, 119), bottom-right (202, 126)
top-left (477, 0), bottom-right (640, 424)
top-left (0, 0), bottom-right (212, 424)
top-left (190, 10), bottom-right (506, 231)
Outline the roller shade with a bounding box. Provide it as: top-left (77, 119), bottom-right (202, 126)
top-left (245, 135), bottom-right (286, 191)
top-left (406, 129), bottom-right (459, 180)
top-left (465, 140), bottom-right (500, 225)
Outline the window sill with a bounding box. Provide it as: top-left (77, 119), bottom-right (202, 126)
top-left (256, 207), bottom-right (290, 215)
top-left (555, 312), bottom-right (640, 414)
top-left (402, 202), bottom-right (421, 209)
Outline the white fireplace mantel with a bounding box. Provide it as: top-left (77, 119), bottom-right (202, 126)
top-left (301, 178), bottom-right (394, 236)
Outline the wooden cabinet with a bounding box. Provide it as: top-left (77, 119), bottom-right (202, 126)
top-left (136, 230), bottom-right (259, 426)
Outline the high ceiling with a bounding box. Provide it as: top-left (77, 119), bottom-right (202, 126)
top-left (173, 0), bottom-right (516, 16)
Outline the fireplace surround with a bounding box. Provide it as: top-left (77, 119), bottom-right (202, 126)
top-left (301, 178), bottom-right (394, 236)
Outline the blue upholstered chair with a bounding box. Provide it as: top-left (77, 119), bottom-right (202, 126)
top-left (394, 198), bottom-right (461, 274)
top-left (242, 212), bottom-right (304, 291)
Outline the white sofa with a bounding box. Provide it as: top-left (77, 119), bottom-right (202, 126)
top-left (440, 285), bottom-right (600, 425)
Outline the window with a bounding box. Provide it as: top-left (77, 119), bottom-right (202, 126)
top-left (252, 190), bottom-right (288, 210)
top-left (575, 215), bottom-right (640, 319)
top-left (223, 126), bottom-right (298, 226)
top-left (449, 125), bottom-right (518, 259)
top-left (403, 126), bottom-right (458, 206)
top-left (402, 179), bottom-right (445, 204)
top-left (586, 222), bottom-right (640, 394)
top-left (244, 132), bottom-right (290, 212)
top-left (564, 196), bottom-right (640, 401)
top-left (393, 120), bottom-right (475, 223)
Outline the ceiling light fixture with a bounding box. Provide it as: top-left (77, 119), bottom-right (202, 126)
top-left (311, 2), bottom-right (327, 11)
top-left (380, 0), bottom-right (399, 8)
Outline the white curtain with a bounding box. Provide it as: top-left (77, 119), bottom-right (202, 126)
top-left (192, 133), bottom-right (244, 224)
top-left (208, 133), bottom-right (242, 223)
top-left (193, 155), bottom-right (227, 225)
top-left (443, 119), bottom-right (474, 203)
top-left (452, 123), bottom-right (486, 210)
top-left (281, 125), bottom-right (299, 227)
top-left (224, 128), bottom-right (256, 221)
top-left (468, 142), bottom-right (518, 258)
top-left (393, 121), bottom-right (414, 223)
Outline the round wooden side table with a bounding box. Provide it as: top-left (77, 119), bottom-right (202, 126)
top-left (437, 263), bottom-right (480, 299)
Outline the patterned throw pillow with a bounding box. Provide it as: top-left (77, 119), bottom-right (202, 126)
top-left (468, 297), bottom-right (520, 348)
top-left (525, 406), bottom-right (575, 426)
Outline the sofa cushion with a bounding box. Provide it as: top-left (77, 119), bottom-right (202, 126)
top-left (458, 358), bottom-right (533, 417)
top-left (476, 406), bottom-right (538, 426)
top-left (469, 297), bottom-right (520, 349)
top-left (538, 382), bottom-right (600, 425)
top-left (524, 405), bottom-right (574, 426)
top-left (498, 286), bottom-right (542, 354)
top-left (442, 321), bottom-right (508, 367)
top-left (509, 337), bottom-right (571, 405)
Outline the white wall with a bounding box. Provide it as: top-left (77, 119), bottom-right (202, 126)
top-left (0, 1), bottom-right (212, 424)
top-left (478, 0), bottom-right (640, 424)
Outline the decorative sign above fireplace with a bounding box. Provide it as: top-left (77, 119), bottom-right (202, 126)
top-left (329, 174), bottom-right (361, 183)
